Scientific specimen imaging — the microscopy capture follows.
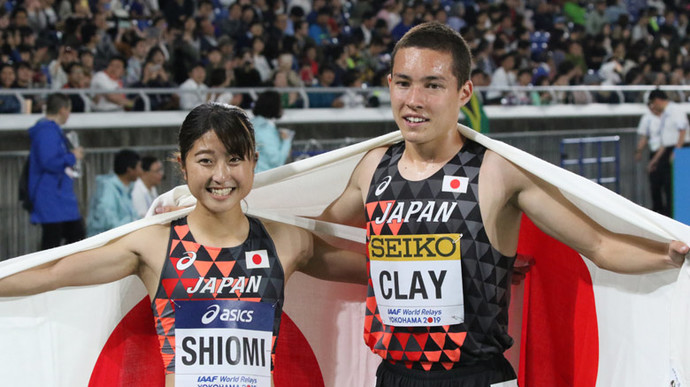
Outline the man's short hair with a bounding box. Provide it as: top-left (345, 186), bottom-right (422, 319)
top-left (390, 21), bottom-right (472, 88)
top-left (141, 156), bottom-right (159, 172)
top-left (114, 149), bottom-right (141, 175)
top-left (45, 93), bottom-right (71, 115)
top-left (648, 89), bottom-right (668, 102)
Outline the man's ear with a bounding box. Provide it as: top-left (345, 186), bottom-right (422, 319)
top-left (254, 152), bottom-right (259, 163)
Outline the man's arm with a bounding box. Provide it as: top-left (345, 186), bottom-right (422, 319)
top-left (300, 233), bottom-right (367, 285)
top-left (635, 135), bottom-right (648, 161)
top-left (317, 147), bottom-right (388, 227)
top-left (492, 151), bottom-right (688, 274)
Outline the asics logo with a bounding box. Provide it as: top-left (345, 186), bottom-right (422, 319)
top-left (177, 251), bottom-right (197, 271)
top-left (375, 176), bottom-right (392, 196)
top-left (201, 304), bottom-right (254, 324)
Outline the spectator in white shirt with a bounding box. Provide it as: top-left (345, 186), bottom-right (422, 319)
top-left (131, 155), bottom-right (164, 218)
top-left (635, 89), bottom-right (690, 216)
top-left (90, 56), bottom-right (134, 112)
top-left (486, 52), bottom-right (516, 104)
top-left (178, 62), bottom-right (209, 110)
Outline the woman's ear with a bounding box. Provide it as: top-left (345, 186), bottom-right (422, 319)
top-left (178, 155), bottom-right (187, 181)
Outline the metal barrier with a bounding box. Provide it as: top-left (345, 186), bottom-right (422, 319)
top-left (0, 128), bottom-right (647, 260)
top-left (559, 136), bottom-right (621, 193)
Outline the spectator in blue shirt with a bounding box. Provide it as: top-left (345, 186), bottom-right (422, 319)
top-left (0, 63), bottom-right (22, 113)
top-left (28, 93), bottom-right (85, 249)
top-left (307, 64), bottom-right (344, 108)
top-left (308, 7), bottom-right (332, 46)
top-left (86, 149), bottom-right (142, 236)
top-left (251, 90), bottom-right (294, 173)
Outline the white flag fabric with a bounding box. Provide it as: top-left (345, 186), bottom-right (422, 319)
top-left (0, 124), bottom-right (689, 386)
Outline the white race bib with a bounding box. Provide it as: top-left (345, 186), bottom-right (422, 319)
top-left (174, 300), bottom-right (274, 387)
top-left (369, 233), bottom-right (464, 327)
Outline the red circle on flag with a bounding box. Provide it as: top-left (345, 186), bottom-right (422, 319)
top-left (252, 254), bottom-right (262, 265)
top-left (427, 317), bottom-right (433, 323)
top-left (450, 179), bottom-right (461, 189)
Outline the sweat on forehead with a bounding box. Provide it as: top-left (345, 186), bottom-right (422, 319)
top-left (178, 103), bottom-right (256, 162)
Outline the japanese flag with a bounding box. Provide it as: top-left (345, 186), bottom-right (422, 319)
top-left (246, 250), bottom-right (270, 269)
top-left (442, 175), bottom-right (469, 193)
top-left (1, 125), bottom-right (689, 387)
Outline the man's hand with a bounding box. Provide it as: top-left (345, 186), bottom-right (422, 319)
top-left (669, 241), bottom-right (690, 267)
top-left (71, 146), bottom-right (84, 160)
top-left (647, 159), bottom-right (658, 173)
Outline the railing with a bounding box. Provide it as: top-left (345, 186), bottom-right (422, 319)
top-left (0, 127), bottom-right (647, 261)
top-left (2, 85), bottom-right (690, 112)
top-left (560, 136), bottom-right (621, 193)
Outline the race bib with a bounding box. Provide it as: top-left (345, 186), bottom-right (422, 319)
top-left (174, 300), bottom-right (274, 387)
top-left (369, 233), bottom-right (464, 327)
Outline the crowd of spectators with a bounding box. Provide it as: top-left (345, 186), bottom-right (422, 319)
top-left (1, 0), bottom-right (690, 114)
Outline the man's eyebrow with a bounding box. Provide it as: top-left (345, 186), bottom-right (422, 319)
top-left (391, 73), bottom-right (447, 82)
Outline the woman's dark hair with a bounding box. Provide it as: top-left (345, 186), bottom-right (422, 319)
top-left (252, 90), bottom-right (283, 119)
top-left (179, 103), bottom-right (256, 164)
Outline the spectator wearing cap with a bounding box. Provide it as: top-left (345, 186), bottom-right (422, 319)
top-left (178, 62), bottom-right (208, 110)
top-left (90, 56), bottom-right (134, 112)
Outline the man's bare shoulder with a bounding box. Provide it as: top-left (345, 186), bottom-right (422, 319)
top-left (352, 146), bottom-right (390, 185)
top-left (480, 149), bottom-right (528, 196)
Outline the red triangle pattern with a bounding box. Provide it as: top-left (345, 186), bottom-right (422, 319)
top-left (193, 260), bottom-right (214, 277)
top-left (168, 240), bottom-right (179, 256)
top-left (365, 202), bottom-right (380, 220)
top-left (161, 279), bottom-right (178, 299)
top-left (387, 219), bottom-right (402, 236)
top-left (215, 261), bottom-right (235, 277)
top-left (206, 246), bottom-right (221, 261)
top-left (180, 278), bottom-right (200, 296)
top-left (181, 240), bottom-right (198, 254)
top-left (173, 225), bottom-right (189, 240)
top-left (154, 298), bottom-right (168, 318)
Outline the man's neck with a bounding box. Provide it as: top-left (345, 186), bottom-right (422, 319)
top-left (118, 174), bottom-right (132, 187)
top-left (44, 114), bottom-right (61, 125)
